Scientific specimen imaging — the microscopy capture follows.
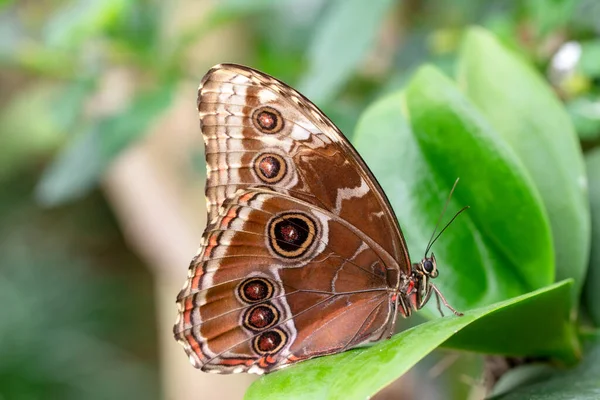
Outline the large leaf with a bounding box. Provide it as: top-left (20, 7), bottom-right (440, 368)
top-left (353, 67), bottom-right (553, 312)
top-left (36, 81), bottom-right (175, 206)
top-left (584, 149), bottom-right (600, 326)
top-left (406, 65), bottom-right (553, 297)
top-left (354, 90), bottom-right (483, 311)
top-left (245, 281), bottom-right (577, 400)
top-left (458, 27), bottom-right (590, 298)
top-left (297, 0), bottom-right (396, 104)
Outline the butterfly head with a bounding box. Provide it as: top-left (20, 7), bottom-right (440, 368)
top-left (402, 255), bottom-right (437, 313)
top-left (403, 253), bottom-right (463, 317)
top-left (417, 253), bottom-right (439, 279)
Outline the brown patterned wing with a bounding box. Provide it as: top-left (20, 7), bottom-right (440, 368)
top-left (174, 189), bottom-right (398, 374)
top-left (199, 63), bottom-right (410, 273)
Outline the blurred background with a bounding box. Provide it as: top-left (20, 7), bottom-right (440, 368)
top-left (1, 0), bottom-right (599, 399)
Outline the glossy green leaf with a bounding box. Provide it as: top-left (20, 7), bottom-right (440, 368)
top-left (354, 73), bottom-right (553, 311)
top-left (458, 27), bottom-right (590, 298)
top-left (490, 332), bottom-right (600, 400)
top-left (245, 281), bottom-right (576, 400)
top-left (354, 90), bottom-right (491, 311)
top-left (297, 0), bottom-right (396, 104)
top-left (584, 149), bottom-right (600, 326)
top-left (36, 81), bottom-right (175, 206)
top-left (375, 66), bottom-right (552, 311)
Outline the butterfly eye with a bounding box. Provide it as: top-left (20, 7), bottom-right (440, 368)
top-left (423, 260), bottom-right (435, 274)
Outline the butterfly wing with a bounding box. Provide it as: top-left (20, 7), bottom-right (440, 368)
top-left (199, 63), bottom-right (409, 272)
top-left (174, 64), bottom-right (413, 374)
top-left (174, 189), bottom-right (397, 373)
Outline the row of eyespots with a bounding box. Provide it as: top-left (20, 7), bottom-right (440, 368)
top-left (237, 277), bottom-right (288, 355)
top-left (251, 106), bottom-right (287, 185)
top-left (241, 104), bottom-right (307, 357)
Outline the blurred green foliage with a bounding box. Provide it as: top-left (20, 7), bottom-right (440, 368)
top-left (2, 0), bottom-right (600, 399)
top-left (0, 172), bottom-right (158, 399)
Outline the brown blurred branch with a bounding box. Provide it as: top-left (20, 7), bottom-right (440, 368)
top-left (99, 1), bottom-right (256, 398)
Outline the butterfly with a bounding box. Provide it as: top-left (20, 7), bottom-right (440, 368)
top-left (173, 64), bottom-right (462, 375)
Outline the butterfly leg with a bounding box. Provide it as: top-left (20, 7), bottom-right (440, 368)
top-left (432, 284), bottom-right (463, 317)
top-left (434, 290), bottom-right (444, 317)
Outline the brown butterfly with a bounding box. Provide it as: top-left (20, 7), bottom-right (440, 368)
top-left (173, 64), bottom-right (462, 375)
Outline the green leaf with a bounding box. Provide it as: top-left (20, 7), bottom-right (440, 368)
top-left (297, 0), bottom-right (396, 104)
top-left (354, 73), bottom-right (553, 311)
top-left (584, 149), bottom-right (600, 326)
top-left (245, 281), bottom-right (577, 400)
top-left (36, 81), bottom-right (176, 206)
top-left (458, 27), bottom-right (590, 298)
top-left (490, 332), bottom-right (600, 400)
top-left (404, 66), bottom-right (552, 309)
top-left (354, 92), bottom-right (481, 312)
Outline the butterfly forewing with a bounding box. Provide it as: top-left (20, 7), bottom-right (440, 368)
top-left (198, 64), bottom-right (409, 269)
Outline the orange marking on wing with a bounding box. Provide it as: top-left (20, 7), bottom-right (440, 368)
top-left (203, 233), bottom-right (219, 258)
top-left (185, 332), bottom-right (203, 359)
top-left (191, 275), bottom-right (202, 290)
top-left (183, 309), bottom-right (192, 325)
top-left (258, 357), bottom-right (269, 368)
top-left (221, 207), bottom-right (238, 228)
top-left (239, 191), bottom-right (256, 203)
top-left (287, 354), bottom-right (300, 362)
top-left (266, 355), bottom-right (276, 364)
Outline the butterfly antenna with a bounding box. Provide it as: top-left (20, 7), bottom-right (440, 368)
top-left (425, 205), bottom-right (470, 257)
top-left (424, 178), bottom-right (465, 257)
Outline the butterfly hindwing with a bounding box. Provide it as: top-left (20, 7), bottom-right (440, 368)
top-left (174, 189), bottom-right (396, 373)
